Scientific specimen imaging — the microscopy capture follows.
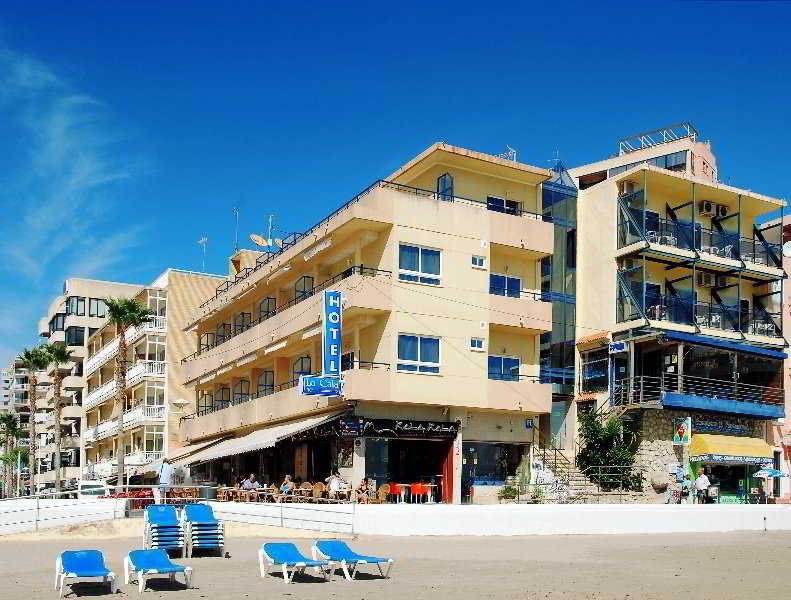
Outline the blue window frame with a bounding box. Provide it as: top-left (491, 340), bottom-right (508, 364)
top-left (488, 355), bottom-right (520, 381)
top-left (489, 273), bottom-right (521, 298)
top-left (397, 334), bottom-right (440, 373)
top-left (436, 173), bottom-right (454, 201)
top-left (292, 355), bottom-right (311, 380)
top-left (399, 244), bottom-right (441, 285)
top-left (487, 196), bottom-right (521, 215)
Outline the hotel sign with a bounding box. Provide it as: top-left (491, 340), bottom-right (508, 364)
top-left (322, 290), bottom-right (342, 377)
top-left (338, 417), bottom-right (459, 439)
top-left (299, 375), bottom-right (343, 396)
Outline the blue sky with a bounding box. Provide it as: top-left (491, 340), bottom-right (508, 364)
top-left (0, 2), bottom-right (789, 365)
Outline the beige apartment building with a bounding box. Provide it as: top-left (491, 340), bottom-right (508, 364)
top-left (174, 143), bottom-right (555, 503)
top-left (35, 278), bottom-right (143, 490)
top-left (568, 123), bottom-right (787, 502)
top-left (82, 269), bottom-right (222, 482)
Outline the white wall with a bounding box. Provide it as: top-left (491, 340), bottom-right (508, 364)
top-left (208, 501), bottom-right (353, 534)
top-left (0, 498), bottom-right (121, 536)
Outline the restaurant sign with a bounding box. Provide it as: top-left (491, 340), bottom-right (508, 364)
top-left (690, 453), bottom-right (772, 466)
top-left (339, 417), bottom-right (459, 439)
top-left (299, 375), bottom-right (343, 396)
top-left (693, 417), bottom-right (749, 436)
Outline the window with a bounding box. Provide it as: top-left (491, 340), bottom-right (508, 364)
top-left (65, 326), bottom-right (85, 347)
top-left (215, 323), bottom-right (231, 344)
top-left (66, 296), bottom-right (85, 316)
top-left (148, 289), bottom-right (167, 316)
top-left (198, 391), bottom-right (214, 415)
top-left (397, 334), bottom-right (440, 373)
top-left (258, 297), bottom-right (276, 321)
top-left (580, 349), bottom-right (609, 392)
top-left (341, 351), bottom-right (355, 371)
top-left (399, 244), bottom-right (441, 285)
top-left (199, 332), bottom-right (215, 352)
top-left (142, 335), bottom-right (166, 362)
top-left (295, 276), bottom-right (314, 301)
top-left (292, 355), bottom-right (312, 380)
top-left (566, 229), bottom-right (576, 269)
top-left (88, 298), bottom-right (107, 318)
top-left (489, 273), bottom-right (521, 298)
top-left (233, 312), bottom-right (251, 335)
top-left (257, 371), bottom-right (274, 397)
top-left (470, 337), bottom-right (485, 351)
top-left (488, 355), bottom-right (520, 381)
top-left (88, 327), bottom-right (98, 338)
top-left (145, 381), bottom-right (165, 406)
top-left (471, 255), bottom-right (486, 269)
top-left (436, 173), bottom-right (454, 201)
top-left (49, 313), bottom-right (65, 333)
top-left (233, 379), bottom-right (250, 404)
top-left (487, 196), bottom-right (521, 216)
top-left (215, 387), bottom-right (231, 409)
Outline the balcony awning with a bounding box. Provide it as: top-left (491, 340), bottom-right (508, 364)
top-left (661, 331), bottom-right (786, 360)
top-left (176, 411), bottom-right (348, 467)
top-left (689, 434), bottom-right (774, 466)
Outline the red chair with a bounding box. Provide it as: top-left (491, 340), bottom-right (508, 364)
top-left (411, 483), bottom-right (427, 503)
top-left (388, 483), bottom-right (401, 503)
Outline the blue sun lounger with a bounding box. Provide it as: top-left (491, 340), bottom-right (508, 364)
top-left (124, 549), bottom-right (194, 594)
top-left (181, 503), bottom-right (224, 557)
top-left (144, 505), bottom-right (185, 556)
top-left (258, 542), bottom-right (334, 584)
top-left (54, 550), bottom-right (117, 597)
top-left (312, 540), bottom-right (394, 580)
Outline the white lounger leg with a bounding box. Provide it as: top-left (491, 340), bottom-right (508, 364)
top-left (340, 561), bottom-right (352, 581)
top-left (282, 564), bottom-right (293, 584)
top-left (124, 556), bottom-right (131, 584)
top-left (258, 549), bottom-right (267, 578)
top-left (185, 567), bottom-right (193, 589)
top-left (59, 575), bottom-right (68, 598)
top-left (54, 558), bottom-right (61, 591)
top-left (377, 560), bottom-right (394, 578)
top-left (109, 573), bottom-right (117, 594)
top-left (138, 572), bottom-right (146, 594)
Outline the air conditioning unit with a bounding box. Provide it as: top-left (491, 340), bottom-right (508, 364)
top-left (715, 275), bottom-right (728, 288)
top-left (716, 204), bottom-right (729, 218)
top-left (619, 180), bottom-right (636, 196)
top-left (696, 272), bottom-right (715, 287)
top-left (699, 201), bottom-right (715, 216)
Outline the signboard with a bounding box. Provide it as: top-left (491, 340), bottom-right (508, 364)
top-left (690, 453), bottom-right (772, 466)
top-left (322, 290), bottom-right (343, 377)
top-left (299, 374), bottom-right (343, 396)
top-left (609, 341), bottom-right (627, 354)
top-left (673, 417), bottom-right (691, 446)
top-left (338, 416), bottom-right (459, 439)
top-left (693, 417), bottom-right (749, 436)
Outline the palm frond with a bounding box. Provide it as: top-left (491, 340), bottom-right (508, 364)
top-left (105, 297), bottom-right (155, 328)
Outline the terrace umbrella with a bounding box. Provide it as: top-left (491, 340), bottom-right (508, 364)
top-left (752, 469), bottom-right (786, 503)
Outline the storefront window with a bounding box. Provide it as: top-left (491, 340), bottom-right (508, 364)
top-left (684, 346), bottom-right (734, 381)
top-left (736, 354), bottom-right (782, 389)
top-left (461, 442), bottom-right (527, 484)
top-left (581, 349), bottom-right (608, 392)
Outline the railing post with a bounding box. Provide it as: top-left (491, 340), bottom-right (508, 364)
top-left (35, 496), bottom-right (40, 531)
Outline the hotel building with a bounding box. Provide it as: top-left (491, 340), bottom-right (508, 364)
top-left (82, 269), bottom-right (222, 482)
top-left (568, 123), bottom-right (787, 502)
top-left (35, 278), bottom-right (143, 490)
top-left (176, 144), bottom-right (556, 503)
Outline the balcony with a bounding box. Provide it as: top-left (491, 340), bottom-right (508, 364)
top-left (183, 270), bottom-right (391, 384)
top-left (122, 404), bottom-right (166, 429)
top-left (84, 361), bottom-right (166, 410)
top-left (488, 287), bottom-right (553, 332)
top-left (612, 374), bottom-right (784, 419)
top-left (84, 316), bottom-right (167, 376)
top-left (188, 180), bottom-right (552, 328)
top-left (125, 451), bottom-right (164, 466)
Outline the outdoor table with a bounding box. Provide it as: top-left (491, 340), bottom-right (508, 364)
top-left (396, 483), bottom-right (411, 503)
top-left (424, 483), bottom-right (438, 503)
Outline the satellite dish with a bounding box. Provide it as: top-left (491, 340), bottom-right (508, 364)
top-left (273, 238), bottom-right (284, 249)
top-left (250, 233), bottom-right (269, 248)
top-left (783, 241), bottom-right (791, 258)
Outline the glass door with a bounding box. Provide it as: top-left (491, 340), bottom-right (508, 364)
top-left (550, 400), bottom-right (570, 449)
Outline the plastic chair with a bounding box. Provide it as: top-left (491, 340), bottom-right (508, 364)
top-left (259, 542), bottom-right (333, 584)
top-left (55, 550), bottom-right (116, 598)
top-left (312, 482), bottom-right (326, 502)
top-left (124, 549), bottom-right (193, 594)
top-left (181, 503), bottom-right (224, 557)
top-left (388, 483), bottom-right (401, 503)
top-left (312, 540), bottom-right (394, 581)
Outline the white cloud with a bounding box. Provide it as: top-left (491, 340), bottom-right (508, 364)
top-left (0, 47), bottom-right (150, 359)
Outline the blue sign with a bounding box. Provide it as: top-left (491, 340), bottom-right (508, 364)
top-left (609, 341), bottom-right (627, 354)
top-left (322, 290), bottom-right (342, 377)
top-left (299, 375), bottom-right (343, 396)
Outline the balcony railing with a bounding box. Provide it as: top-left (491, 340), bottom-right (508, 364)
top-left (199, 179), bottom-right (551, 309)
top-left (611, 374), bottom-right (783, 409)
top-left (627, 293), bottom-right (782, 337)
top-left (84, 379), bottom-right (116, 410)
top-left (85, 316), bottom-right (168, 376)
top-left (185, 266), bottom-right (391, 362)
top-left (489, 286), bottom-right (548, 302)
top-left (122, 404), bottom-right (166, 428)
top-left (85, 361), bottom-right (167, 411)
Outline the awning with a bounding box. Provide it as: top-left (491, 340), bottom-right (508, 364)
top-left (661, 332), bottom-right (786, 359)
top-left (689, 434), bottom-right (774, 466)
top-left (133, 437), bottom-right (230, 476)
top-left (177, 411), bottom-right (347, 467)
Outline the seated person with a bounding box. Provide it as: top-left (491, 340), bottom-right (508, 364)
top-left (278, 475), bottom-right (294, 496)
top-left (354, 479), bottom-right (369, 504)
top-left (325, 471), bottom-right (347, 499)
top-left (241, 473), bottom-right (261, 490)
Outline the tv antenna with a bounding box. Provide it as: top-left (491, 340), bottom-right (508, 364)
top-left (499, 145), bottom-right (517, 162)
top-left (197, 236), bottom-right (208, 271)
top-left (548, 149), bottom-right (561, 169)
top-left (249, 214), bottom-right (284, 253)
top-left (232, 207), bottom-right (240, 254)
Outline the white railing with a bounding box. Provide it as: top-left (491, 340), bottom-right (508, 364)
top-left (125, 451), bottom-right (163, 466)
top-left (127, 360), bottom-right (166, 388)
top-left (84, 379), bottom-right (116, 410)
top-left (83, 427), bottom-right (96, 443)
top-left (84, 317), bottom-right (168, 376)
top-left (122, 404), bottom-right (166, 429)
top-left (95, 419), bottom-right (119, 440)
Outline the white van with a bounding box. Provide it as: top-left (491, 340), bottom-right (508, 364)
top-left (77, 480), bottom-right (109, 499)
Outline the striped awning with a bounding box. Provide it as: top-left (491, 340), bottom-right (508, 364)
top-left (576, 331), bottom-right (609, 349)
top-left (689, 434), bottom-right (774, 466)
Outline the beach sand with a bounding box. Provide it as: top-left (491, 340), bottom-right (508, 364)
top-left (1, 524), bottom-right (788, 599)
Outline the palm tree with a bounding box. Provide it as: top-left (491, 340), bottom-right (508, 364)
top-left (105, 298), bottom-right (154, 492)
top-left (9, 447), bottom-right (29, 497)
top-left (18, 347), bottom-right (50, 495)
top-left (43, 344), bottom-right (75, 494)
top-left (0, 413), bottom-right (21, 498)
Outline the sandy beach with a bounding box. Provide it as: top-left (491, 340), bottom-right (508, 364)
top-left (1, 524), bottom-right (789, 599)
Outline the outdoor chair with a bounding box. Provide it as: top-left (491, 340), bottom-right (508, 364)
top-left (388, 483), bottom-right (402, 503)
top-left (259, 542), bottom-right (333, 584)
top-left (312, 482), bottom-right (326, 502)
top-left (124, 549), bottom-right (193, 594)
top-left (181, 503), bottom-right (224, 557)
top-left (375, 484), bottom-right (390, 503)
top-left (312, 540), bottom-right (394, 581)
top-left (54, 550), bottom-right (116, 598)
top-left (410, 483), bottom-right (428, 503)
top-left (144, 504), bottom-right (185, 555)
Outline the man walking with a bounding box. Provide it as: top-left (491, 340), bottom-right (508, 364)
top-left (694, 468), bottom-right (711, 504)
top-left (153, 458), bottom-right (173, 504)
